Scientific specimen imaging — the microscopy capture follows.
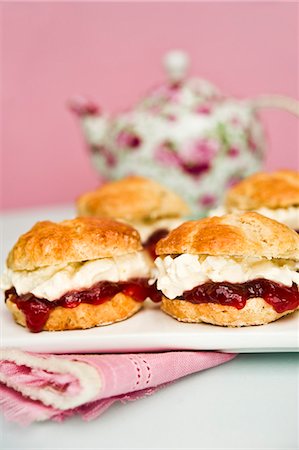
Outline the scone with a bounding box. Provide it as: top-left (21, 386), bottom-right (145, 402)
top-left (155, 212), bottom-right (299, 327)
top-left (77, 176), bottom-right (190, 258)
top-left (1, 217), bottom-right (158, 332)
top-left (224, 170), bottom-right (299, 231)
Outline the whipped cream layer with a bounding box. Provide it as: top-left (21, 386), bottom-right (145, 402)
top-left (125, 217), bottom-right (185, 242)
top-left (155, 254), bottom-right (299, 299)
top-left (1, 251), bottom-right (152, 301)
top-left (209, 205), bottom-right (299, 229)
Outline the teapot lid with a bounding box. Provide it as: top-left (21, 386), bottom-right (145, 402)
top-left (138, 50), bottom-right (223, 116)
top-left (69, 50), bottom-right (225, 118)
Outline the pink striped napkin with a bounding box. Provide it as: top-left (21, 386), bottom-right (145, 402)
top-left (0, 349), bottom-right (236, 425)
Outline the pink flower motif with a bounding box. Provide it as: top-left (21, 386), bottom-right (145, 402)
top-left (185, 139), bottom-right (218, 162)
top-left (228, 147), bottom-right (240, 158)
top-left (165, 113), bottom-right (177, 121)
top-left (155, 142), bottom-right (181, 167)
top-left (69, 97), bottom-right (100, 116)
top-left (116, 130), bottom-right (142, 149)
top-left (200, 194), bottom-right (217, 207)
top-left (91, 145), bottom-right (116, 167)
top-left (195, 104), bottom-right (212, 115)
top-left (180, 139), bottom-right (218, 178)
top-left (150, 82), bottom-right (181, 103)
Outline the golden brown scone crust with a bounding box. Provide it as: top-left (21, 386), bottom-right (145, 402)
top-left (156, 212), bottom-right (299, 260)
top-left (225, 170), bottom-right (299, 211)
top-left (7, 217), bottom-right (142, 271)
top-left (77, 176), bottom-right (190, 221)
top-left (6, 293), bottom-right (142, 331)
top-left (161, 297), bottom-right (298, 327)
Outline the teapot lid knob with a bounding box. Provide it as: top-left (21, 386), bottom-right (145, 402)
top-left (163, 50), bottom-right (190, 83)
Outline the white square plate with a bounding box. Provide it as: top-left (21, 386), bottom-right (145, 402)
top-left (1, 207), bottom-right (298, 354)
top-left (1, 300), bottom-right (298, 353)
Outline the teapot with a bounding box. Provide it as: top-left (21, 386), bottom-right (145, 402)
top-left (70, 50), bottom-right (299, 215)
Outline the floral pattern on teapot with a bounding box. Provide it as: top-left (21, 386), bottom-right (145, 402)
top-left (71, 51), bottom-right (266, 216)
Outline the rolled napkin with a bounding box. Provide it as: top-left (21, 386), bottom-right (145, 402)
top-left (0, 349), bottom-right (236, 425)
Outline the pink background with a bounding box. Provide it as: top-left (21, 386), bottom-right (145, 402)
top-left (2, 2), bottom-right (298, 211)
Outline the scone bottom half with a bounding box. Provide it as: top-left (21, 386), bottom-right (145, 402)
top-left (155, 212), bottom-right (299, 327)
top-left (2, 217), bottom-right (161, 332)
top-left (5, 283), bottom-right (160, 333)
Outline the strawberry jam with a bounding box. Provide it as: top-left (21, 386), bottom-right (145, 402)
top-left (6, 279), bottom-right (161, 333)
top-left (180, 279), bottom-right (299, 313)
top-left (144, 228), bottom-right (169, 259)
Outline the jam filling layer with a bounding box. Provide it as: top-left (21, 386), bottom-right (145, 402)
top-left (178, 279), bottom-right (299, 314)
top-left (143, 228), bottom-right (169, 259)
top-left (6, 278), bottom-right (161, 333)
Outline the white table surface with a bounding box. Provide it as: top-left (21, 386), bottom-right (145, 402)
top-left (1, 205), bottom-right (299, 450)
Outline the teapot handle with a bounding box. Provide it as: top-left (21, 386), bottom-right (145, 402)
top-left (248, 94), bottom-right (299, 117)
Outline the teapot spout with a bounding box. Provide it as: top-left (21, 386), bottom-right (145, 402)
top-left (68, 96), bottom-right (109, 148)
top-left (68, 95), bottom-right (101, 117)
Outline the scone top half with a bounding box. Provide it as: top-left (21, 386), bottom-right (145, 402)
top-left (224, 170), bottom-right (299, 231)
top-left (155, 213), bottom-right (299, 326)
top-left (1, 217), bottom-right (155, 332)
top-left (76, 176), bottom-right (190, 245)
